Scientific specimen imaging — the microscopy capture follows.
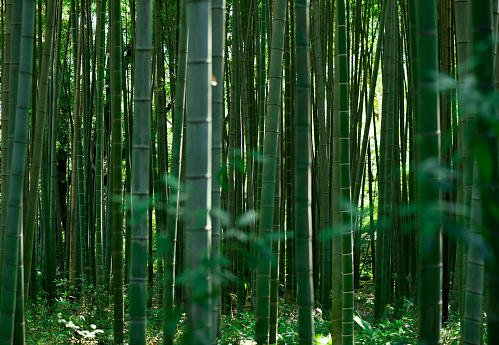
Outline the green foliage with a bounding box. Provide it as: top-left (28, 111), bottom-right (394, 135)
top-left (26, 291), bottom-right (112, 344)
top-left (57, 313), bottom-right (105, 340)
top-left (440, 315), bottom-right (463, 345)
top-left (26, 277), bottom-right (485, 345)
top-left (212, 301), bottom-right (331, 344)
top-left (354, 313), bottom-right (416, 345)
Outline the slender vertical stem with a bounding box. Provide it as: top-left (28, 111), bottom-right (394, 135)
top-left (110, 0), bottom-right (124, 342)
top-left (211, 0), bottom-right (226, 337)
top-left (254, 0), bottom-right (287, 342)
top-left (295, 0), bottom-right (315, 342)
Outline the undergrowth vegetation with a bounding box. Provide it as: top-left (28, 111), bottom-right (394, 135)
top-left (26, 279), bottom-right (469, 344)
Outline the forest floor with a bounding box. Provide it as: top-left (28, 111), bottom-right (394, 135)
top-left (25, 280), bottom-right (469, 344)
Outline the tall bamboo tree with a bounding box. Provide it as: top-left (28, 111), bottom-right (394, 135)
top-left (311, 0), bottom-right (331, 312)
top-left (254, 0), bottom-right (287, 342)
top-left (470, 0), bottom-right (499, 343)
top-left (23, 0), bottom-right (57, 298)
top-left (295, 0), bottom-right (315, 342)
top-left (0, 0), bottom-right (34, 342)
top-left (211, 0), bottom-right (226, 337)
top-left (110, 0), bottom-right (124, 342)
top-left (0, 0), bottom-right (13, 293)
top-left (453, 0), bottom-right (471, 322)
top-left (415, 1), bottom-right (442, 344)
top-left (129, 0), bottom-right (152, 343)
top-left (185, 0), bottom-right (213, 342)
top-left (0, 0), bottom-right (21, 299)
top-left (68, 0), bottom-right (82, 287)
top-left (461, 165), bottom-right (484, 345)
top-left (336, 0), bottom-right (354, 342)
top-left (94, 0), bottom-right (107, 294)
top-left (374, 0), bottom-right (394, 319)
top-left (153, 0), bottom-right (168, 308)
top-left (164, 0), bottom-right (187, 342)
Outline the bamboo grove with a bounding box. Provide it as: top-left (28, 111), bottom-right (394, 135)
top-left (0, 0), bottom-right (498, 344)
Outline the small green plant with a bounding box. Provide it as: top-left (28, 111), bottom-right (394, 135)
top-left (57, 312), bottom-right (105, 339)
top-left (354, 314), bottom-right (380, 344)
top-left (314, 333), bottom-right (331, 344)
top-left (441, 316), bottom-right (461, 345)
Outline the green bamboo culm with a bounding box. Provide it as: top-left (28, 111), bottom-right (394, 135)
top-left (469, 0), bottom-right (499, 343)
top-left (211, 0), bottom-right (226, 337)
top-left (454, 0), bottom-right (480, 328)
top-left (453, 0), bottom-right (471, 324)
top-left (336, 0), bottom-right (354, 343)
top-left (77, 0), bottom-right (89, 289)
top-left (23, 0), bottom-right (57, 300)
top-left (295, 0), bottom-right (315, 342)
top-left (256, 0), bottom-right (267, 216)
top-left (331, 56), bottom-right (342, 345)
top-left (185, 0), bottom-right (213, 343)
top-left (129, 0), bottom-right (152, 343)
top-left (0, 0), bottom-right (13, 294)
top-left (461, 165), bottom-right (484, 345)
top-left (0, 0), bottom-right (21, 299)
top-left (68, 2), bottom-right (82, 286)
top-left (375, 0), bottom-right (395, 320)
top-left (269, 129), bottom-right (282, 345)
top-left (164, 1), bottom-right (187, 343)
top-left (76, 10), bottom-right (86, 292)
top-left (11, 0), bottom-right (33, 341)
top-left (0, 0), bottom-right (34, 342)
top-left (7, 0), bottom-right (23, 175)
top-left (110, 0), bottom-right (124, 342)
top-left (4, 0), bottom-right (29, 341)
top-left (311, 0), bottom-right (331, 313)
top-left (415, 0), bottom-right (442, 344)
top-left (94, 0), bottom-right (107, 294)
top-left (49, 0), bottom-right (65, 303)
top-left (153, 0), bottom-right (167, 308)
top-left (253, 0), bottom-right (288, 342)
